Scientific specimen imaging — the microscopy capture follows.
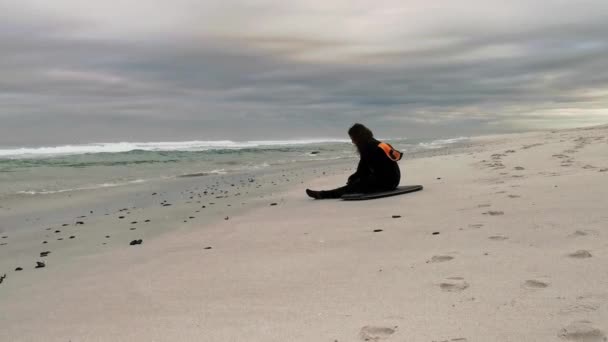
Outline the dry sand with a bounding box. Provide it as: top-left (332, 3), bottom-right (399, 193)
top-left (1, 125), bottom-right (607, 341)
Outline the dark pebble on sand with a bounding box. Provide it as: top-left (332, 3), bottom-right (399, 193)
top-left (35, 261), bottom-right (46, 268)
top-left (105, 235), bottom-right (110, 238)
top-left (62, 224), bottom-right (69, 226)
top-left (76, 221), bottom-right (84, 225)
top-left (129, 239), bottom-right (143, 246)
top-left (432, 232), bottom-right (440, 235)
top-left (189, 216), bottom-right (195, 219)
top-left (392, 215), bottom-right (401, 218)
top-left (0, 274), bottom-right (5, 284)
top-left (15, 267), bottom-right (23, 271)
top-left (204, 247), bottom-right (212, 250)
top-left (40, 251), bottom-right (50, 257)
top-left (373, 229), bottom-right (383, 232)
top-left (42, 241), bottom-right (47, 244)
top-left (57, 238), bottom-right (63, 240)
top-left (119, 216), bottom-right (125, 219)
top-left (162, 204), bottom-right (172, 207)
top-left (144, 220), bottom-right (150, 222)
top-left (224, 216), bottom-right (229, 220)
top-left (1, 236), bottom-right (7, 239)
top-left (437, 177), bottom-right (442, 180)
top-left (55, 230), bottom-right (61, 233)
top-left (270, 203), bottom-right (277, 206)
top-left (130, 227), bottom-right (136, 230)
top-left (69, 236), bottom-right (75, 239)
top-left (152, 192), bottom-right (157, 195)
top-left (131, 221), bottom-right (137, 224)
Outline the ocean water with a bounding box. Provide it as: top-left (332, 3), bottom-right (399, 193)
top-left (0, 137), bottom-right (468, 197)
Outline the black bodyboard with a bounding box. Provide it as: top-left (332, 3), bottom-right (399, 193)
top-left (341, 185), bottom-right (423, 201)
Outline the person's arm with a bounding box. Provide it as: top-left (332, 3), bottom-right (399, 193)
top-left (348, 159), bottom-right (364, 184)
top-left (348, 147), bottom-right (373, 184)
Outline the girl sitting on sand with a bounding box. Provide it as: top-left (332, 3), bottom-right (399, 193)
top-left (306, 123), bottom-right (402, 199)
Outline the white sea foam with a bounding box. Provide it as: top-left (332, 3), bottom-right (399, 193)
top-left (0, 139), bottom-right (352, 159)
top-left (418, 137), bottom-right (469, 149)
top-left (16, 179), bottom-right (147, 195)
top-left (177, 169), bottom-right (228, 177)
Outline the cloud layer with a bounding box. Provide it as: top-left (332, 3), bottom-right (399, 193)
top-left (1, 0), bottom-right (608, 145)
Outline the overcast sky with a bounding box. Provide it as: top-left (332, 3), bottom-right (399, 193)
top-left (1, 0), bottom-right (608, 146)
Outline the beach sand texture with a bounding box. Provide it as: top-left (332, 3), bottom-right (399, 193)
top-left (1, 125), bottom-right (607, 341)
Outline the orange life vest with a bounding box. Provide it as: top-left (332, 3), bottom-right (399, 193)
top-left (378, 142), bottom-right (402, 162)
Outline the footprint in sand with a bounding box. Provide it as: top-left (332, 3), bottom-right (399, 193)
top-left (439, 277), bottom-right (469, 292)
top-left (489, 235), bottom-right (508, 241)
top-left (599, 168), bottom-right (608, 172)
top-left (483, 211), bottom-right (504, 216)
top-left (514, 166), bottom-right (525, 170)
top-left (429, 255), bottom-right (454, 263)
top-left (570, 230), bottom-right (598, 237)
top-left (508, 194), bottom-right (521, 198)
top-left (559, 302), bottom-right (600, 315)
top-left (359, 325), bottom-right (396, 341)
top-left (469, 224), bottom-right (484, 229)
top-left (568, 250), bottom-right (592, 259)
top-left (478, 204), bottom-right (491, 208)
top-left (558, 320), bottom-right (607, 341)
top-left (523, 280), bottom-right (549, 289)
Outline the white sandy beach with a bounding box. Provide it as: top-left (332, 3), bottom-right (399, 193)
top-left (1, 125), bottom-right (608, 341)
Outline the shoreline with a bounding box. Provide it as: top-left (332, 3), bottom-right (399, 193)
top-left (1, 124), bottom-right (607, 341)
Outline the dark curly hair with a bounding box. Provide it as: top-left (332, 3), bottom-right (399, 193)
top-left (348, 123), bottom-right (374, 154)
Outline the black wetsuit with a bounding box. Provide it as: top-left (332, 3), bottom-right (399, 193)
top-left (322, 139), bottom-right (401, 198)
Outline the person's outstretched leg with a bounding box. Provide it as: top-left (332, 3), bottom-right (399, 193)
top-left (306, 186), bottom-right (347, 199)
top-left (321, 185), bottom-right (350, 199)
top-left (306, 175), bottom-right (384, 199)
top-left (306, 183), bottom-right (362, 199)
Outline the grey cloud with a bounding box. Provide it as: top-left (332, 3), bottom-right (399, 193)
top-left (1, 1), bottom-right (608, 145)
